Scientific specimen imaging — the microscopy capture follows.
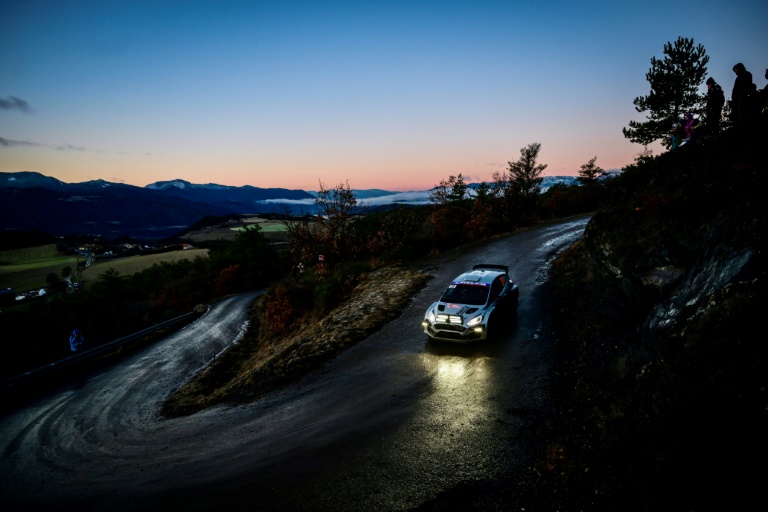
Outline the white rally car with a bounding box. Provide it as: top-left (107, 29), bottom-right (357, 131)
top-left (422, 264), bottom-right (519, 342)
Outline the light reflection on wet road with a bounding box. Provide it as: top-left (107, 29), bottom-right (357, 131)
top-left (0, 215), bottom-right (590, 511)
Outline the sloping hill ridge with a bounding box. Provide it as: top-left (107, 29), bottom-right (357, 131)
top-left (145, 179), bottom-right (313, 206)
top-left (0, 172), bottom-right (585, 239)
top-left (0, 173), bottom-right (315, 239)
top-left (0, 181), bottom-right (235, 239)
top-left (535, 122), bottom-right (767, 510)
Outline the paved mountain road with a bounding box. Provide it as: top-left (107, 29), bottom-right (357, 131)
top-left (0, 215), bottom-right (590, 511)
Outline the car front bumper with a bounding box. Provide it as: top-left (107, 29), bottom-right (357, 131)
top-left (422, 320), bottom-right (487, 342)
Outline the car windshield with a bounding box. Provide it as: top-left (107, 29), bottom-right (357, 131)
top-left (440, 283), bottom-right (489, 306)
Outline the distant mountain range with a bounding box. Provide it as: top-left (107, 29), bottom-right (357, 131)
top-left (0, 171), bottom-right (585, 240)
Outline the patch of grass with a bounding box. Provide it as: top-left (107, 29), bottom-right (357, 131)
top-left (0, 244), bottom-right (59, 264)
top-left (81, 248), bottom-right (210, 281)
top-left (183, 216), bottom-right (289, 244)
top-left (0, 244), bottom-right (78, 291)
top-left (230, 221), bottom-right (287, 233)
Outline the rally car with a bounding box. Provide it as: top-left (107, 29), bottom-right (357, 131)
top-left (422, 264), bottom-right (519, 343)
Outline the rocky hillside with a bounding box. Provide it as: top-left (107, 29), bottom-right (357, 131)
top-left (535, 122), bottom-right (767, 510)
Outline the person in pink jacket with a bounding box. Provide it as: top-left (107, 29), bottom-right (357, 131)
top-left (683, 112), bottom-right (695, 139)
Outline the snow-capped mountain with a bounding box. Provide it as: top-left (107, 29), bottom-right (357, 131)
top-left (0, 172), bottom-right (314, 238)
top-left (0, 171), bottom-right (608, 239)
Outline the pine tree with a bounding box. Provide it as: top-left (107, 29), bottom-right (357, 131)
top-left (508, 142), bottom-right (547, 204)
top-left (622, 37), bottom-right (709, 148)
top-left (576, 156), bottom-right (605, 185)
top-left (493, 142), bottom-right (547, 224)
top-left (429, 174), bottom-right (467, 205)
top-left (314, 181), bottom-right (364, 261)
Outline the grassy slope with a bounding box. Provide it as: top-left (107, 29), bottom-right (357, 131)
top-left (0, 245), bottom-right (210, 292)
top-left (0, 244), bottom-right (78, 291)
top-left (80, 248), bottom-right (210, 281)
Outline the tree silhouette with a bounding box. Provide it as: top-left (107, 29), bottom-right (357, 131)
top-left (576, 156), bottom-right (605, 185)
top-left (428, 174), bottom-right (470, 248)
top-left (623, 37), bottom-right (709, 148)
top-left (317, 181), bottom-right (365, 261)
top-left (509, 143), bottom-right (546, 198)
top-left (488, 143), bottom-right (547, 226)
top-left (429, 174), bottom-right (468, 205)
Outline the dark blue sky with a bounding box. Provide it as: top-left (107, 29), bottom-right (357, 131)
top-left (2, 0), bottom-right (766, 191)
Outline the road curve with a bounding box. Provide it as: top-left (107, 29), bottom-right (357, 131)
top-left (0, 215), bottom-right (591, 511)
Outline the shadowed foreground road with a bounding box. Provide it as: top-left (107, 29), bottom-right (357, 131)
top-left (0, 215), bottom-right (590, 511)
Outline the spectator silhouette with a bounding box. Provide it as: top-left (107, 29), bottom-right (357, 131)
top-left (688, 117), bottom-right (706, 145)
top-left (670, 120), bottom-right (679, 149)
top-left (759, 68), bottom-right (768, 118)
top-left (705, 77), bottom-right (725, 134)
top-left (731, 62), bottom-right (754, 125)
top-left (683, 112), bottom-right (695, 140)
top-left (69, 329), bottom-right (84, 353)
top-left (680, 112), bottom-right (696, 146)
top-left (670, 118), bottom-right (685, 149)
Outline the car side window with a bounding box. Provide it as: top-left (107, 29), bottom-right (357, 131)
top-left (489, 277), bottom-right (503, 302)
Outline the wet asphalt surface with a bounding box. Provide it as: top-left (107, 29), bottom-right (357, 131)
top-left (0, 215), bottom-right (590, 511)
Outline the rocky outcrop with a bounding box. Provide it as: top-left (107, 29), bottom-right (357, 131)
top-left (538, 122), bottom-right (767, 511)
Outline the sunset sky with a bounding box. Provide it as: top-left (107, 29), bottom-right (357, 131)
top-left (1, 1), bottom-right (766, 192)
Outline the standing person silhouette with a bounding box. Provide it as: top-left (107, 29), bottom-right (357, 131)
top-left (731, 62), bottom-right (754, 126)
top-left (759, 68), bottom-right (768, 118)
top-left (705, 77), bottom-right (725, 134)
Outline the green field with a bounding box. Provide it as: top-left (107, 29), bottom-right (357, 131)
top-left (231, 222), bottom-right (287, 233)
top-left (237, 217), bottom-right (288, 231)
top-left (1, 215), bottom-right (281, 293)
top-left (0, 244), bottom-right (79, 292)
top-left (81, 248), bottom-right (210, 281)
top-left (0, 245), bottom-right (211, 293)
top-left (185, 216), bottom-right (290, 243)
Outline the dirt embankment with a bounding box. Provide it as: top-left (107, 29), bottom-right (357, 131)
top-left (163, 266), bottom-right (432, 417)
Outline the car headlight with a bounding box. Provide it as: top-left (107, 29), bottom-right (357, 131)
top-left (467, 314), bottom-right (483, 326)
top-left (427, 311), bottom-right (436, 323)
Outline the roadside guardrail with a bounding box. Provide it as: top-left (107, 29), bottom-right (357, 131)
top-left (1, 309), bottom-right (205, 393)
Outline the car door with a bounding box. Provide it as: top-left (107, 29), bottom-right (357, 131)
top-left (486, 276), bottom-right (506, 329)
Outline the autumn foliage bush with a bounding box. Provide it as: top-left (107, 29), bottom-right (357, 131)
top-left (264, 284), bottom-right (294, 336)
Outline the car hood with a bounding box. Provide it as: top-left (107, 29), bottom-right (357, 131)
top-left (434, 302), bottom-right (482, 315)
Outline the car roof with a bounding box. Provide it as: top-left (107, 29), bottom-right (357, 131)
top-left (451, 267), bottom-right (506, 286)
